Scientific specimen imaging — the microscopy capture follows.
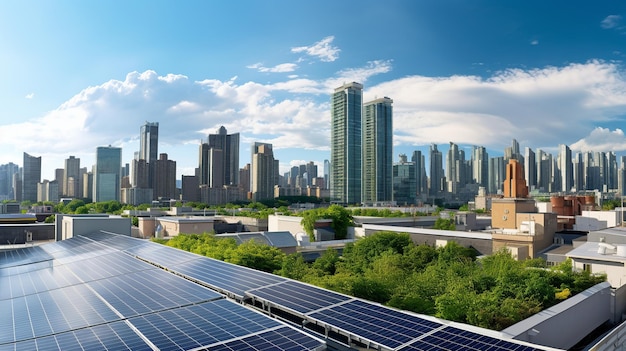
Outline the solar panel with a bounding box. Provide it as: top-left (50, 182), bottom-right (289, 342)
top-left (247, 280), bottom-right (352, 314)
top-left (0, 264), bottom-right (80, 300)
top-left (128, 299), bottom-right (284, 351)
top-left (0, 245), bottom-right (52, 269)
top-left (169, 256), bottom-right (287, 298)
top-left (398, 326), bottom-right (542, 351)
top-left (125, 243), bottom-right (199, 266)
top-left (79, 232), bottom-right (151, 251)
top-left (64, 251), bottom-right (155, 282)
top-left (0, 321), bottom-right (152, 351)
top-left (208, 326), bottom-right (325, 351)
top-left (0, 284), bottom-right (120, 344)
top-left (86, 268), bottom-right (222, 318)
top-left (307, 299), bottom-right (442, 350)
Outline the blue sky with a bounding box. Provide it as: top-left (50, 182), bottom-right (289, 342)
top-left (1, 0), bottom-right (626, 181)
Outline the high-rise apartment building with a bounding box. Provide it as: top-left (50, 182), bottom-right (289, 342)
top-left (154, 153), bottom-right (176, 200)
top-left (64, 156), bottom-right (81, 198)
top-left (251, 142), bottom-right (278, 201)
top-left (472, 146), bottom-right (489, 188)
top-left (362, 97), bottom-right (393, 203)
top-left (330, 82), bottom-right (362, 204)
top-left (323, 159), bottom-right (330, 190)
top-left (446, 142), bottom-right (461, 195)
top-left (488, 156), bottom-right (505, 194)
top-left (93, 146), bottom-right (122, 202)
top-left (22, 152), bottom-right (41, 203)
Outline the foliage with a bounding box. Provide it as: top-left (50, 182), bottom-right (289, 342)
top-left (433, 218), bottom-right (456, 230)
top-left (458, 204), bottom-right (469, 211)
top-left (44, 214), bottom-right (55, 223)
top-left (602, 198), bottom-right (622, 211)
top-left (300, 204), bottom-right (354, 241)
top-left (156, 231), bottom-right (607, 331)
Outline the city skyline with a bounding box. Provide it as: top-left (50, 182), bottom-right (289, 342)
top-left (1, 1), bottom-right (626, 180)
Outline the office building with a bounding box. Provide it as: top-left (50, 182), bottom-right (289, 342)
top-left (93, 146), bottom-right (122, 202)
top-left (411, 150), bottom-right (427, 197)
top-left (37, 179), bottom-right (59, 203)
top-left (64, 156), bottom-right (81, 198)
top-left (330, 82), bottom-right (362, 204)
top-left (557, 144), bottom-right (573, 193)
top-left (22, 152), bottom-right (41, 203)
top-left (139, 121), bottom-right (159, 190)
top-left (524, 147), bottom-right (536, 191)
top-left (154, 153), bottom-right (176, 200)
top-left (429, 144), bottom-right (444, 197)
top-left (472, 146), bottom-right (489, 188)
top-left (362, 97), bottom-right (393, 203)
top-left (199, 126), bottom-right (240, 187)
top-left (251, 142), bottom-right (278, 201)
top-left (323, 159), bottom-right (330, 190)
top-left (393, 154), bottom-right (416, 205)
top-left (0, 162), bottom-right (19, 201)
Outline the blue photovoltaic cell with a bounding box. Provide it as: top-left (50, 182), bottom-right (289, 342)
top-left (80, 232), bottom-right (151, 251)
top-left (87, 269), bottom-right (222, 318)
top-left (0, 284), bottom-right (120, 344)
top-left (169, 256), bottom-right (286, 298)
top-left (0, 264), bottom-right (81, 300)
top-left (129, 299), bottom-right (283, 351)
top-left (0, 321), bottom-right (152, 351)
top-left (247, 280), bottom-right (352, 314)
top-left (399, 326), bottom-right (542, 351)
top-left (0, 246), bottom-right (52, 269)
top-left (209, 326), bottom-right (324, 351)
top-left (125, 243), bottom-right (199, 266)
top-left (64, 251), bottom-right (155, 282)
top-left (308, 299), bottom-right (442, 349)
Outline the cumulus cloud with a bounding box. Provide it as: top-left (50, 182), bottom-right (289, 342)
top-left (601, 15), bottom-right (623, 29)
top-left (3, 60), bottom-right (626, 178)
top-left (291, 36), bottom-right (340, 62)
top-left (530, 39), bottom-right (539, 45)
top-left (571, 128), bottom-right (626, 152)
top-left (247, 62), bottom-right (298, 73)
top-left (25, 93), bottom-right (34, 99)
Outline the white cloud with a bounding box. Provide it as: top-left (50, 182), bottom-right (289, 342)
top-left (530, 39), bottom-right (539, 45)
top-left (571, 128), bottom-right (626, 152)
top-left (291, 36), bottom-right (340, 62)
top-left (25, 93), bottom-right (34, 99)
top-left (3, 60), bottom-right (626, 179)
top-left (601, 15), bottom-right (623, 29)
top-left (247, 62), bottom-right (298, 73)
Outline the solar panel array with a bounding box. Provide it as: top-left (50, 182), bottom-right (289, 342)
top-left (0, 232), bottom-right (551, 351)
top-left (0, 233), bottom-right (325, 351)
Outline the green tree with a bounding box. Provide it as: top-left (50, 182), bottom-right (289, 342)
top-left (433, 218), bottom-right (456, 230)
top-left (226, 240), bottom-right (286, 273)
top-left (276, 254), bottom-right (310, 280)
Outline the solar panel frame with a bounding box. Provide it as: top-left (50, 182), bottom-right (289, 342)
top-left (124, 243), bottom-right (200, 266)
top-left (398, 326), bottom-right (544, 351)
top-left (208, 326), bottom-right (326, 351)
top-left (307, 299), bottom-right (442, 350)
top-left (246, 280), bottom-right (353, 314)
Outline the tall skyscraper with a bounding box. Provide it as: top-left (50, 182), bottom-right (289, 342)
top-left (524, 147), bottom-right (536, 191)
top-left (94, 146), bottom-right (122, 202)
top-left (362, 97), bottom-right (393, 203)
top-left (139, 121), bottom-right (159, 195)
top-left (0, 162), bottom-right (19, 201)
top-left (472, 146), bottom-right (489, 188)
top-left (330, 82), bottom-right (363, 204)
top-left (22, 152), bottom-right (41, 203)
top-left (251, 142), bottom-right (277, 201)
top-left (557, 144), bottom-right (573, 193)
top-left (199, 126), bottom-right (240, 187)
top-left (446, 142), bottom-right (461, 194)
top-left (154, 153), bottom-right (176, 200)
top-left (488, 156), bottom-right (505, 194)
top-left (323, 159), bottom-right (330, 190)
top-left (429, 144), bottom-right (444, 197)
top-left (64, 156), bottom-right (81, 198)
top-left (393, 154), bottom-right (417, 205)
top-left (411, 150), bottom-right (427, 196)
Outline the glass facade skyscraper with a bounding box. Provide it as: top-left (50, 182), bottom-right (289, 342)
top-left (330, 82), bottom-right (362, 204)
top-left (22, 152), bottom-right (41, 203)
top-left (140, 121), bottom-right (159, 192)
top-left (94, 146), bottom-right (122, 202)
top-left (362, 97), bottom-right (393, 203)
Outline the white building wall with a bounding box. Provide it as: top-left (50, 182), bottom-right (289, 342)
top-left (575, 211), bottom-right (620, 231)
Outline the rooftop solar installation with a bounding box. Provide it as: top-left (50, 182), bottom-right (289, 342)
top-left (124, 242), bottom-right (199, 266)
top-left (168, 256), bottom-right (287, 298)
top-left (208, 326), bottom-right (326, 351)
top-left (247, 280), bottom-right (352, 314)
top-left (0, 245), bottom-right (52, 269)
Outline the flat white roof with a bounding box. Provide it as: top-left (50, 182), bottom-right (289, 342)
top-left (362, 224), bottom-right (492, 240)
top-left (566, 241), bottom-right (626, 264)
